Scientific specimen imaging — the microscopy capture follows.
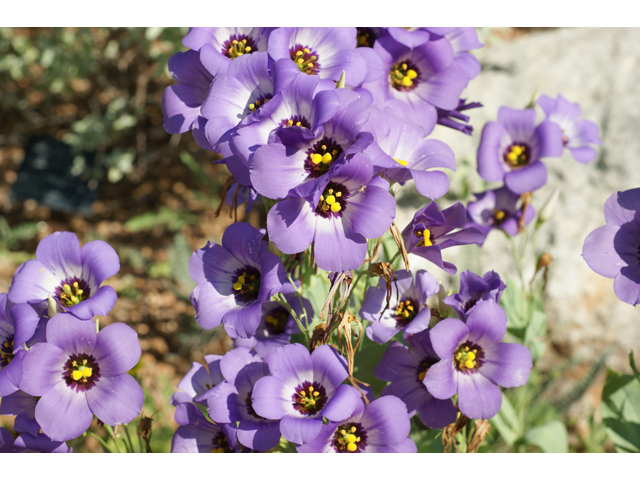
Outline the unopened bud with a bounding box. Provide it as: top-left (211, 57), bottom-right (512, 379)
top-left (47, 295), bottom-right (61, 319)
top-left (336, 70), bottom-right (346, 89)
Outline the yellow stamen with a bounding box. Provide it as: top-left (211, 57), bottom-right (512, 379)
top-left (401, 63), bottom-right (407, 70)
top-left (467, 351), bottom-right (476, 361)
top-left (296, 121), bottom-right (301, 126)
top-left (321, 153), bottom-right (333, 164)
top-left (465, 359), bottom-right (475, 369)
top-left (422, 229), bottom-right (432, 247)
top-left (407, 69), bottom-right (418, 79)
top-left (335, 191), bottom-right (342, 197)
top-left (325, 195), bottom-right (336, 205)
top-left (72, 370), bottom-right (83, 381)
top-left (311, 153), bottom-right (323, 164)
top-left (313, 391), bottom-right (319, 397)
top-left (248, 103), bottom-right (255, 110)
top-left (330, 203), bottom-right (342, 213)
top-left (308, 386), bottom-right (314, 392)
top-left (237, 276), bottom-right (245, 285)
top-left (296, 51), bottom-right (303, 57)
top-left (401, 76), bottom-right (413, 87)
top-left (350, 426), bottom-right (357, 433)
top-left (347, 434), bottom-right (356, 443)
top-left (494, 210), bottom-right (506, 220)
top-left (340, 430), bottom-right (346, 436)
top-left (233, 282), bottom-right (242, 290)
top-left (212, 448), bottom-right (225, 453)
top-left (309, 399), bottom-right (316, 405)
top-left (232, 40), bottom-right (238, 44)
top-left (303, 48), bottom-right (310, 54)
top-left (347, 443), bottom-right (357, 452)
top-left (82, 367), bottom-right (93, 378)
top-left (418, 370), bottom-right (427, 381)
top-left (394, 158), bottom-right (408, 166)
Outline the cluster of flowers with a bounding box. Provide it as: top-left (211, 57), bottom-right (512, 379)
top-left (0, 232), bottom-right (143, 452)
top-left (162, 27), bottom-right (543, 453)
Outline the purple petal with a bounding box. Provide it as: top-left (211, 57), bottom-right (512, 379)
top-left (313, 216), bottom-right (367, 272)
top-left (604, 189), bottom-right (640, 228)
top-left (223, 302), bottom-right (262, 339)
top-left (457, 372), bottom-right (502, 420)
top-left (220, 347), bottom-right (261, 384)
top-left (190, 282), bottom-right (236, 330)
top-left (46, 312), bottom-right (97, 355)
top-left (8, 260), bottom-right (59, 305)
top-left (373, 341), bottom-right (422, 382)
top-left (237, 420), bottom-right (281, 452)
top-left (345, 185), bottom-right (395, 240)
top-left (411, 170), bottom-right (450, 200)
top-left (504, 161), bottom-right (547, 194)
top-left (251, 375), bottom-right (292, 420)
top-left (311, 345), bottom-right (349, 393)
top-left (265, 343), bottom-right (313, 387)
top-left (35, 232), bottom-right (82, 281)
top-left (614, 268), bottom-right (640, 306)
top-left (465, 299), bottom-right (507, 347)
top-left (206, 382), bottom-right (237, 424)
top-left (423, 358), bottom-right (457, 400)
top-left (35, 380), bottom-right (93, 441)
top-left (481, 343), bottom-right (532, 388)
top-left (10, 303), bottom-right (41, 351)
top-left (280, 414), bottom-right (323, 445)
top-left (321, 384), bottom-right (363, 422)
top-left (92, 323), bottom-right (141, 377)
top-left (85, 373), bottom-right (144, 426)
top-left (267, 198), bottom-right (316, 254)
top-left (359, 395), bottom-right (411, 445)
top-left (416, 394), bottom-right (458, 429)
top-left (67, 285), bottom-right (117, 319)
top-left (569, 146), bottom-right (597, 164)
top-left (535, 120), bottom-right (564, 158)
top-left (429, 318), bottom-right (468, 359)
top-left (582, 225), bottom-right (625, 278)
top-left (80, 240), bottom-right (120, 287)
top-left (19, 343), bottom-right (66, 396)
top-left (477, 121), bottom-right (509, 182)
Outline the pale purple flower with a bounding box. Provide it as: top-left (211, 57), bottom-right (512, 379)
top-left (170, 354), bottom-right (223, 406)
top-left (424, 300), bottom-right (532, 419)
top-left (188, 223), bottom-right (287, 339)
top-left (8, 231), bottom-right (119, 320)
top-left (171, 401), bottom-right (239, 453)
top-left (444, 270), bottom-right (506, 321)
top-left (538, 94), bottom-right (601, 164)
top-left (360, 269), bottom-right (439, 344)
top-left (251, 343), bottom-right (362, 445)
top-left (0, 389), bottom-right (39, 437)
top-left (20, 313), bottom-right (143, 441)
top-left (582, 188), bottom-right (640, 306)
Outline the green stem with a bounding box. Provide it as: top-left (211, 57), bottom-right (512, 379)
top-left (88, 432), bottom-right (114, 453)
top-left (124, 424), bottom-right (136, 453)
top-left (287, 274), bottom-right (310, 332)
top-left (274, 293), bottom-right (310, 343)
top-left (105, 424), bottom-right (124, 453)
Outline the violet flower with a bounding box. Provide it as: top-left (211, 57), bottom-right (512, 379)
top-left (204, 348), bottom-right (281, 452)
top-left (363, 31), bottom-right (468, 135)
top-left (0, 390), bottom-right (39, 437)
top-left (251, 343), bottom-right (362, 445)
top-left (537, 94), bottom-right (601, 164)
top-left (446, 28), bottom-right (484, 80)
top-left (297, 394), bottom-right (415, 453)
top-left (233, 283), bottom-right (313, 358)
top-left (385, 27), bottom-right (453, 49)
top-left (363, 107), bottom-right (455, 200)
top-left (20, 313), bottom-right (143, 441)
top-left (477, 106), bottom-right (563, 194)
top-left (0, 428), bottom-right (71, 453)
top-left (170, 354), bottom-right (223, 406)
top-left (188, 222), bottom-right (287, 339)
top-left (444, 270), bottom-right (506, 322)
top-left (360, 269), bottom-right (439, 344)
top-left (373, 332), bottom-right (457, 429)
top-left (171, 401), bottom-right (239, 453)
top-left (582, 188), bottom-right (640, 306)
top-left (466, 186), bottom-right (536, 242)
top-left (402, 201), bottom-right (485, 274)
top-left (267, 153), bottom-right (396, 273)
top-left (436, 98), bottom-right (483, 136)
top-left (424, 300), bottom-right (532, 419)
top-left (8, 231), bottom-right (119, 320)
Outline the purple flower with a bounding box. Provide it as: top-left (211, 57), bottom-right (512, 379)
top-left (268, 28), bottom-right (368, 86)
top-left (162, 49), bottom-right (218, 152)
top-left (436, 98), bottom-right (483, 135)
top-left (233, 283), bottom-right (313, 357)
top-left (363, 107), bottom-right (455, 200)
top-left (466, 186), bottom-right (536, 241)
top-left (537, 94), bottom-right (601, 164)
top-left (444, 270), bottom-right (507, 321)
top-left (373, 332), bottom-right (457, 429)
top-left (171, 401), bottom-right (239, 453)
top-left (360, 269), bottom-right (439, 344)
top-left (446, 28), bottom-right (484, 80)
top-left (183, 27), bottom-right (276, 67)
top-left (204, 348), bottom-right (281, 452)
top-left (170, 354), bottom-right (223, 406)
top-left (8, 231), bottom-right (120, 320)
top-left (297, 394), bottom-right (415, 453)
top-left (582, 188), bottom-right (640, 306)
top-left (402, 201), bottom-right (485, 274)
top-left (267, 153), bottom-right (396, 272)
top-left (424, 300), bottom-right (532, 419)
top-left (251, 343), bottom-right (362, 445)
top-left (0, 427), bottom-right (71, 453)
top-left (363, 32), bottom-right (468, 135)
top-left (188, 223), bottom-right (287, 338)
top-left (477, 107), bottom-right (564, 194)
top-left (20, 313), bottom-right (143, 441)
top-left (385, 27), bottom-right (453, 49)
top-left (0, 390), bottom-right (39, 437)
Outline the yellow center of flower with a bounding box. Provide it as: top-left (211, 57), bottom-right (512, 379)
top-left (418, 368), bottom-right (428, 382)
top-left (290, 46), bottom-right (319, 75)
top-left (454, 344), bottom-right (481, 371)
top-left (318, 187), bottom-right (343, 213)
top-left (0, 339), bottom-right (14, 365)
top-left (390, 61), bottom-right (420, 91)
top-left (504, 144), bottom-right (529, 167)
top-left (233, 271), bottom-right (260, 293)
top-left (247, 95), bottom-right (271, 112)
top-left (414, 228), bottom-right (432, 247)
top-left (59, 281), bottom-right (87, 306)
top-left (340, 426), bottom-right (361, 452)
top-left (393, 157), bottom-right (408, 166)
top-left (493, 210), bottom-right (506, 221)
top-left (70, 359), bottom-right (93, 382)
top-left (226, 38), bottom-right (252, 59)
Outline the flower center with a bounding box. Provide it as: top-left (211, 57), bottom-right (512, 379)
top-left (417, 357), bottom-right (436, 383)
top-left (393, 157), bottom-right (408, 167)
top-left (333, 423), bottom-right (367, 453)
top-left (289, 45), bottom-right (319, 75)
top-left (222, 35), bottom-right (257, 59)
top-left (63, 354), bottom-right (100, 391)
top-left (356, 28), bottom-right (377, 48)
top-left (454, 342), bottom-right (484, 373)
top-left (211, 432), bottom-right (232, 453)
top-left (264, 306), bottom-right (289, 336)
top-left (280, 114), bottom-right (312, 129)
top-left (247, 94), bottom-right (273, 114)
top-left (492, 209), bottom-right (506, 225)
top-left (390, 60), bottom-right (420, 91)
top-left (315, 182), bottom-right (349, 219)
top-left (232, 267), bottom-right (261, 303)
top-left (56, 277), bottom-right (91, 307)
top-left (414, 228), bottom-right (432, 247)
top-left (0, 337), bottom-right (14, 368)
top-left (292, 381), bottom-right (327, 416)
top-left (394, 297), bottom-right (419, 327)
top-left (503, 144), bottom-right (530, 168)
top-left (304, 138), bottom-right (343, 178)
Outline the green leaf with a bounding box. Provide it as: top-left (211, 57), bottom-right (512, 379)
top-left (523, 420), bottom-right (568, 453)
top-left (601, 369), bottom-right (640, 453)
top-left (490, 392), bottom-right (521, 446)
top-left (630, 351), bottom-right (640, 382)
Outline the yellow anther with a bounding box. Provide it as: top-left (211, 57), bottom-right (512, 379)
top-left (303, 48), bottom-right (310, 54)
top-left (330, 203), bottom-right (342, 213)
top-left (407, 69), bottom-right (418, 79)
top-left (311, 153), bottom-right (323, 164)
top-left (300, 391), bottom-right (306, 397)
top-left (340, 430), bottom-right (347, 436)
top-left (233, 282), bottom-right (242, 290)
top-left (401, 63), bottom-right (407, 70)
top-left (403, 310), bottom-right (409, 318)
top-left (82, 367), bottom-right (93, 378)
top-left (422, 229), bottom-right (432, 247)
top-left (72, 360), bottom-right (77, 367)
top-left (308, 386), bottom-right (314, 392)
top-left (325, 195), bottom-right (336, 205)
top-left (347, 443), bottom-right (357, 452)
top-left (350, 426), bottom-right (357, 433)
top-left (347, 434), bottom-right (356, 443)
top-left (255, 100), bottom-right (261, 107)
top-left (467, 351), bottom-right (476, 361)
top-left (296, 51), bottom-right (304, 56)
top-left (237, 276), bottom-right (245, 285)
top-left (407, 305), bottom-right (414, 311)
top-left (73, 282), bottom-right (78, 288)
top-left (309, 399), bottom-right (316, 405)
top-left (72, 370), bottom-right (83, 381)
top-left (296, 121), bottom-right (301, 126)
top-left (335, 192), bottom-right (342, 197)
top-left (64, 284), bottom-right (71, 292)
top-left (320, 195), bottom-right (325, 202)
top-left (321, 153), bottom-right (333, 164)
top-left (418, 371), bottom-right (426, 381)
top-left (465, 359), bottom-right (475, 369)
top-left (248, 103), bottom-right (255, 110)
top-left (328, 188), bottom-right (334, 194)
top-left (494, 210), bottom-right (506, 221)
top-left (507, 152), bottom-right (518, 162)
top-left (82, 359), bottom-right (87, 365)
top-left (401, 76), bottom-right (413, 87)
top-left (313, 391), bottom-right (319, 397)
top-left (465, 346), bottom-right (469, 352)
top-left (77, 289), bottom-right (83, 295)
top-left (307, 63), bottom-right (314, 69)
top-left (242, 39), bottom-right (247, 44)
top-left (394, 158), bottom-right (408, 166)
top-left (212, 447), bottom-right (225, 453)
top-left (287, 119), bottom-right (293, 126)
top-left (232, 40), bottom-right (238, 44)
top-left (297, 58), bottom-right (304, 65)
top-left (70, 296), bottom-right (78, 303)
